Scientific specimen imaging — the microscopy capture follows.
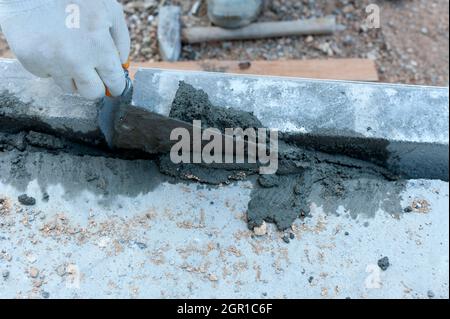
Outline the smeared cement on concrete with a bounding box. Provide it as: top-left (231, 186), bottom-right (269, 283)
top-left (0, 133), bottom-right (163, 200)
top-left (0, 82), bottom-right (413, 232)
top-left (165, 82), bottom-right (404, 230)
top-left (0, 126), bottom-right (448, 299)
top-left (0, 91), bottom-right (101, 143)
top-left (169, 82), bottom-right (263, 131)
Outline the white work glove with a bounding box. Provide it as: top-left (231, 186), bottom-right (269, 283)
top-left (0, 0), bottom-right (130, 99)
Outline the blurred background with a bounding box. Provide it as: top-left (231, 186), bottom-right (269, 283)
top-left (0, 0), bottom-right (448, 86)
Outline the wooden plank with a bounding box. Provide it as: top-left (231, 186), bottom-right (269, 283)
top-left (129, 59), bottom-right (379, 81)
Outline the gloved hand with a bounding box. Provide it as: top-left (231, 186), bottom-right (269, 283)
top-left (0, 0), bottom-right (130, 99)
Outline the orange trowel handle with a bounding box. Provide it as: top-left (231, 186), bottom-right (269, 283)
top-left (105, 59), bottom-right (130, 97)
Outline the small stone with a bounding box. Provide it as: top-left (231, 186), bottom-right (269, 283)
top-left (29, 267), bottom-right (39, 278)
top-left (0, 197), bottom-right (11, 215)
top-left (342, 4), bottom-right (354, 13)
top-left (305, 35), bottom-right (314, 43)
top-left (421, 27), bottom-right (428, 34)
top-left (282, 235), bottom-right (290, 244)
top-left (377, 256), bottom-right (390, 271)
top-left (42, 192), bottom-right (50, 202)
top-left (427, 290), bottom-right (435, 298)
top-left (97, 236), bottom-right (111, 248)
top-left (258, 175), bottom-right (279, 188)
top-left (253, 221), bottom-right (267, 236)
top-left (316, 42), bottom-right (333, 56)
top-left (208, 274), bottom-right (218, 281)
top-left (308, 276), bottom-right (314, 284)
top-left (221, 42), bottom-right (232, 50)
top-left (41, 291), bottom-right (50, 299)
top-left (344, 231), bottom-right (350, 236)
top-left (26, 253), bottom-right (37, 264)
top-left (2, 270), bottom-right (9, 279)
top-left (359, 24), bottom-right (369, 33)
top-left (404, 206), bottom-right (413, 213)
top-left (343, 35), bottom-right (354, 46)
top-left (238, 61), bottom-right (252, 70)
top-left (289, 233), bottom-right (295, 240)
top-left (136, 242), bottom-right (147, 250)
top-left (18, 194), bottom-right (36, 206)
top-left (56, 265), bottom-right (66, 277)
top-left (366, 50), bottom-right (377, 60)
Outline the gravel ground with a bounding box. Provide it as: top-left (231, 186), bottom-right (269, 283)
top-left (0, 0), bottom-right (448, 86)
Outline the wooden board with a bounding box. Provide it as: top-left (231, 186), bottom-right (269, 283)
top-left (129, 59), bottom-right (379, 81)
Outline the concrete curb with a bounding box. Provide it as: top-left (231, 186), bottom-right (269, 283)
top-left (1, 58), bottom-right (448, 180)
top-left (133, 69), bottom-right (449, 180)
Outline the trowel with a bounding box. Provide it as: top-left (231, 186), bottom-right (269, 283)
top-left (98, 66), bottom-right (202, 154)
top-left (98, 65), bottom-right (263, 159)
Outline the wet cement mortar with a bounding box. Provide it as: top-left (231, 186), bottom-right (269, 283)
top-left (158, 82), bottom-right (405, 230)
top-left (0, 82), bottom-right (407, 231)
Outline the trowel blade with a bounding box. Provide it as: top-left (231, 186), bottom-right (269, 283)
top-left (99, 93), bottom-right (200, 154)
top-left (98, 79), bottom-right (259, 157)
top-left (98, 97), bottom-right (120, 149)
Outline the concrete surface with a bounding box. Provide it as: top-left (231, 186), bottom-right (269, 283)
top-left (0, 158), bottom-right (448, 298)
top-left (1, 58), bottom-right (449, 299)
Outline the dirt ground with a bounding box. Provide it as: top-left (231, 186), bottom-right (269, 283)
top-left (0, 0), bottom-right (448, 86)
